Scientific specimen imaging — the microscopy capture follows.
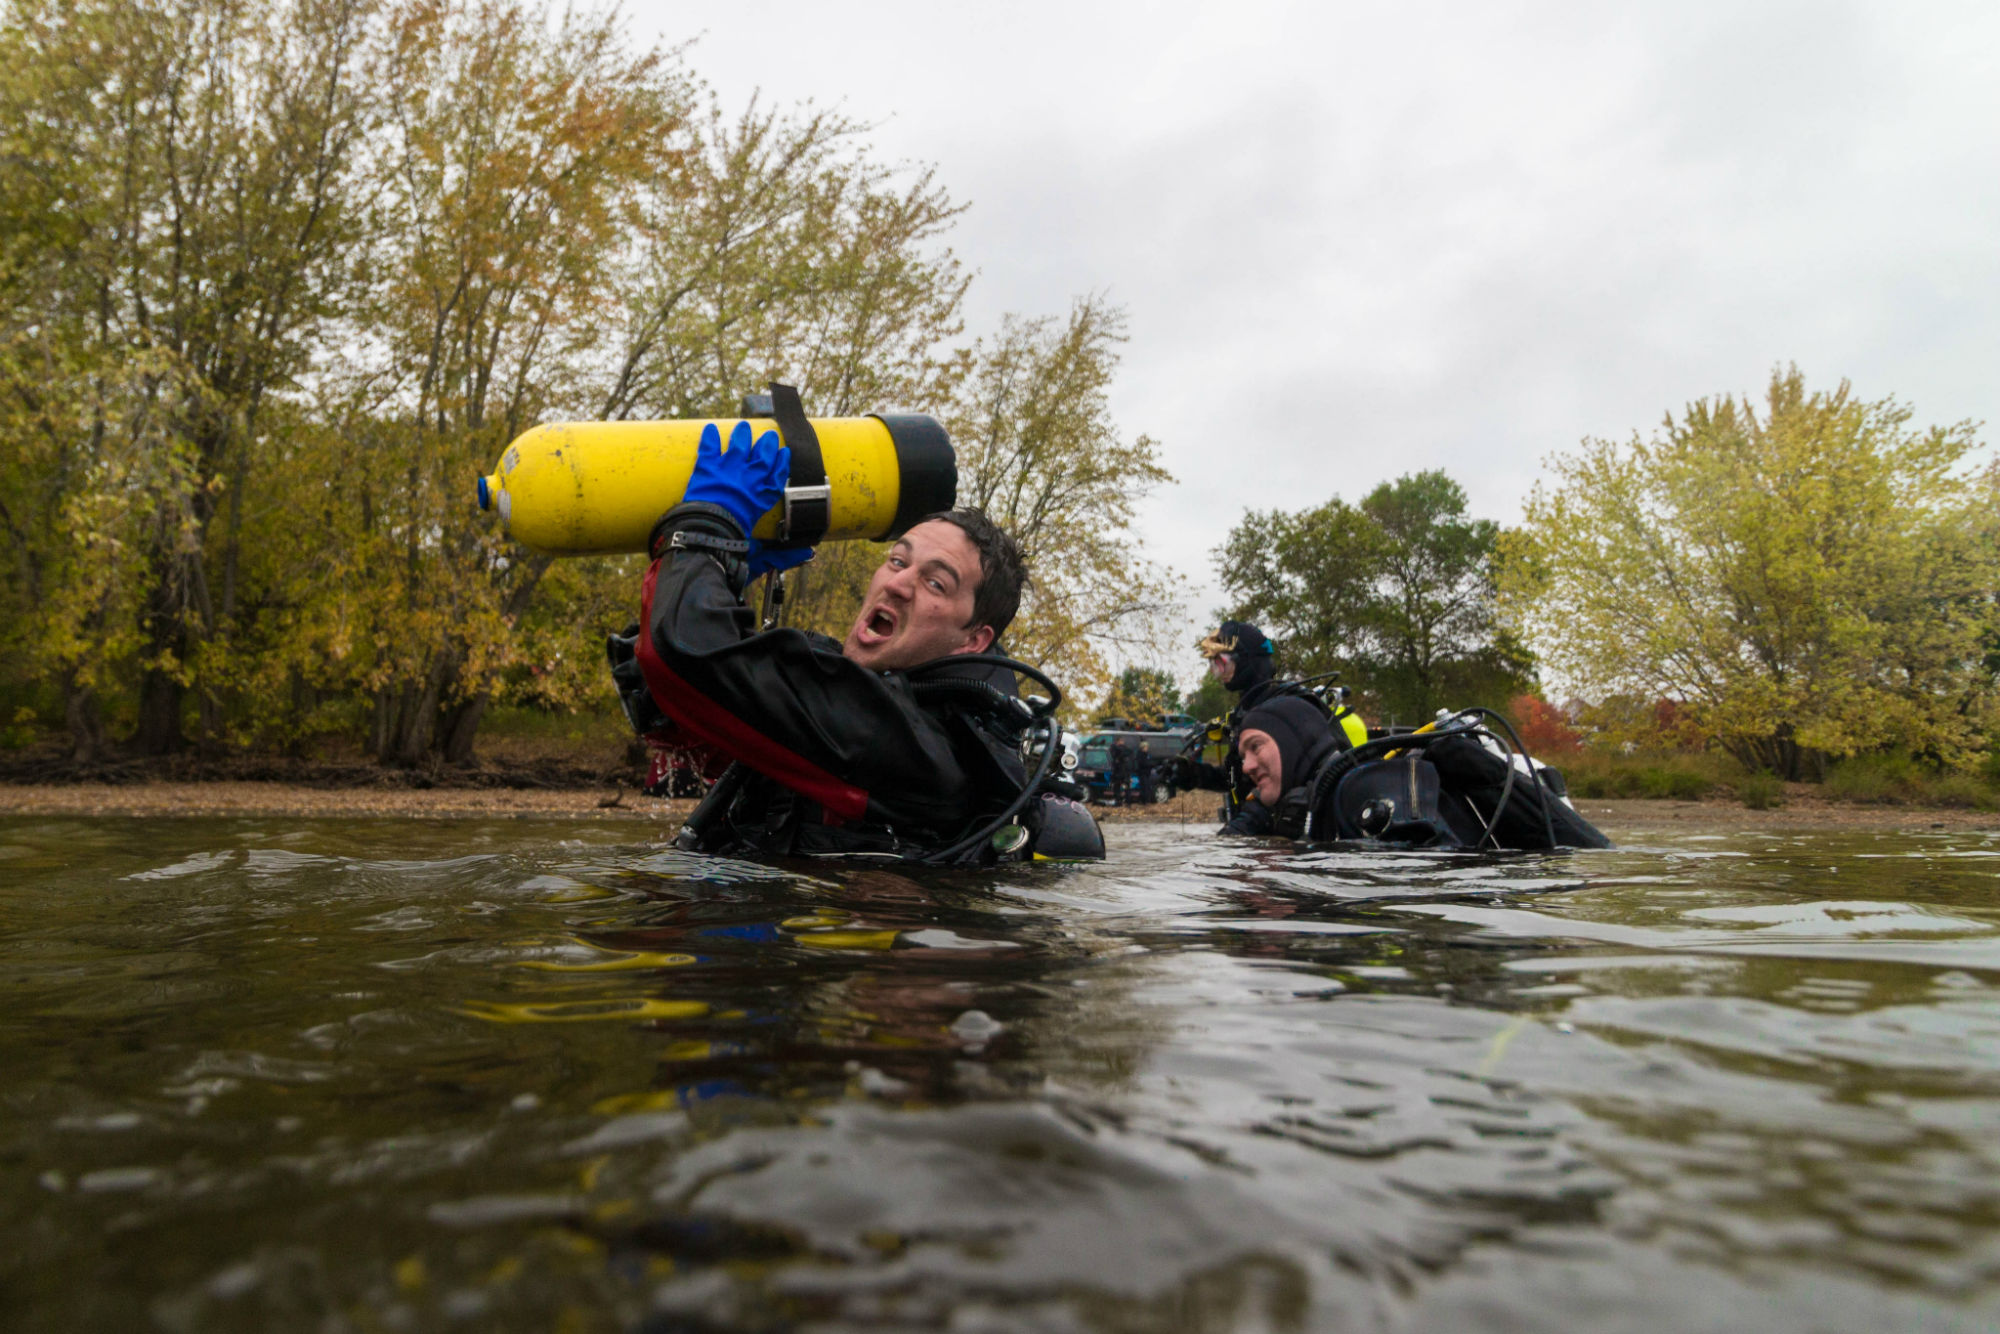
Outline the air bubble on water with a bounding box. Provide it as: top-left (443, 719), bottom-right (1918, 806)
top-left (206, 1261), bottom-right (262, 1300)
top-left (951, 1010), bottom-right (1004, 1043)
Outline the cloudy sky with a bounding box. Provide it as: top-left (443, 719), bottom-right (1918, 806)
top-left (637, 0), bottom-right (2000, 664)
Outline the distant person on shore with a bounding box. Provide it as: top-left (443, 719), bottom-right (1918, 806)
top-left (1109, 736), bottom-right (1133, 806)
top-left (1136, 740), bottom-right (1157, 804)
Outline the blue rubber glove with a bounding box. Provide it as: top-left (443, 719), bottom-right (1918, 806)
top-left (747, 542), bottom-right (814, 581)
top-left (683, 420), bottom-right (790, 535)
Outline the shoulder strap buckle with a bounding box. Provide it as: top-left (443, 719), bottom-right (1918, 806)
top-left (783, 483), bottom-right (832, 538)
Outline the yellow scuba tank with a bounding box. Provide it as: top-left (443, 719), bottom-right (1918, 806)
top-left (476, 388), bottom-right (955, 556)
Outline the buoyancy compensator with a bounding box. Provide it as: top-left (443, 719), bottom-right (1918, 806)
top-left (1303, 707), bottom-right (1612, 851)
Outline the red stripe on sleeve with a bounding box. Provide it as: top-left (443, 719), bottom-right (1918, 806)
top-left (635, 560), bottom-right (871, 822)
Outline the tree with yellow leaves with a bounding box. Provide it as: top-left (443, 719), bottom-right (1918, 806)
top-left (1500, 367), bottom-right (2000, 778)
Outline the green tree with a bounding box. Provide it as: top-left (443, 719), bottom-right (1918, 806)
top-left (336, 0), bottom-right (691, 765)
top-left (1500, 367), bottom-right (2000, 778)
top-left (1214, 469), bottom-right (1528, 724)
top-left (1360, 472), bottom-right (1523, 720)
top-left (1183, 671), bottom-right (1231, 723)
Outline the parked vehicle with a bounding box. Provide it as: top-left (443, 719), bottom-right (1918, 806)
top-left (1074, 730), bottom-right (1182, 804)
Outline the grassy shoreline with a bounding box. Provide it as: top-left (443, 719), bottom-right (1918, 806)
top-left (2, 781), bottom-right (1993, 835)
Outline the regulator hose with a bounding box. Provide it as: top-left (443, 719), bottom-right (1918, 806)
top-left (902, 651), bottom-right (1069, 865)
top-left (917, 711), bottom-right (1063, 866)
top-left (1458, 706), bottom-right (1558, 850)
top-left (905, 653), bottom-right (1063, 716)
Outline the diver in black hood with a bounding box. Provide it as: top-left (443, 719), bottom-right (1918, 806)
top-left (1202, 619), bottom-right (1279, 708)
top-left (1221, 695), bottom-right (1336, 836)
top-left (1173, 620), bottom-right (1366, 829)
top-left (1227, 693), bottom-right (1613, 848)
top-left (1230, 692), bottom-right (1613, 849)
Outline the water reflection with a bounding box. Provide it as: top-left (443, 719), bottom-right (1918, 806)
top-left (1, 817), bottom-right (1998, 1330)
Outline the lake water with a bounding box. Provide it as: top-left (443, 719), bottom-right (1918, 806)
top-left (3, 815), bottom-right (1999, 1332)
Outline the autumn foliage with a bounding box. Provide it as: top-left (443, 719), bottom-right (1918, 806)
top-left (1502, 368), bottom-right (1999, 779)
top-left (0, 0), bottom-right (1170, 763)
top-left (1507, 696), bottom-right (1583, 756)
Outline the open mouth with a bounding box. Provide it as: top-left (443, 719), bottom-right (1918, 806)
top-left (859, 605), bottom-right (899, 644)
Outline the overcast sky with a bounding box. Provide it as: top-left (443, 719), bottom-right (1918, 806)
top-left (635, 0), bottom-right (2000, 670)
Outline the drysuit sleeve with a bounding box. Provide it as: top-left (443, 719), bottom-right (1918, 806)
top-left (1178, 757), bottom-right (1233, 792)
top-left (636, 505), bottom-right (974, 834)
top-left (1220, 798), bottom-right (1275, 836)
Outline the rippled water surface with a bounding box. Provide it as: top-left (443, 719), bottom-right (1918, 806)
top-left (4, 815), bottom-right (2000, 1331)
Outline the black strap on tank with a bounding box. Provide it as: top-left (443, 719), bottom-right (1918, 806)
top-left (768, 381), bottom-right (829, 545)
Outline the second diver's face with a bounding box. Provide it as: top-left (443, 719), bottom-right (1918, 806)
top-left (1239, 726), bottom-right (1283, 806)
top-left (1209, 652), bottom-right (1236, 685)
top-left (843, 520), bottom-right (995, 672)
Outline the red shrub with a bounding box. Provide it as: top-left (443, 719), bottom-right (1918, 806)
top-left (1509, 694), bottom-right (1583, 755)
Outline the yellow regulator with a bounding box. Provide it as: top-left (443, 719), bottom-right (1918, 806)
top-left (475, 383), bottom-right (957, 556)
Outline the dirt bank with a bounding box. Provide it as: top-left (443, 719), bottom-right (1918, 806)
top-left (0, 781), bottom-right (689, 822)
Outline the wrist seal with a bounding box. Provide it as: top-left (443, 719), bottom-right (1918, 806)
top-left (649, 501), bottom-right (755, 596)
top-left (648, 502), bottom-right (751, 560)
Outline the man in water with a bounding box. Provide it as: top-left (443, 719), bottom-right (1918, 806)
top-left (609, 420), bottom-right (1099, 861)
top-left (1173, 620), bottom-right (1366, 829)
top-left (1226, 695), bottom-right (1339, 836)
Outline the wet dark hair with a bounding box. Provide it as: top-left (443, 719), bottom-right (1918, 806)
top-left (917, 508), bottom-right (1028, 639)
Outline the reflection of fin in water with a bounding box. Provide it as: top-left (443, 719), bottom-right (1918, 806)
top-left (522, 940), bottom-right (698, 972)
top-left (538, 884), bottom-right (620, 903)
top-left (455, 997), bottom-right (709, 1024)
top-left (781, 910), bottom-right (851, 929)
top-left (594, 1089), bottom-right (681, 1115)
top-left (792, 929), bottom-right (899, 951)
top-left (779, 907), bottom-right (897, 950)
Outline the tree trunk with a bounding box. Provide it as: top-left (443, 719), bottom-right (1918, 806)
top-left (283, 669), bottom-right (312, 758)
top-left (133, 666), bottom-right (186, 755)
top-left (196, 686), bottom-right (226, 758)
top-left (131, 557), bottom-right (191, 754)
top-left (441, 692), bottom-right (489, 766)
top-left (390, 661), bottom-right (450, 768)
top-left (370, 689), bottom-right (394, 760)
top-left (63, 676), bottom-right (107, 764)
top-left (375, 684), bottom-right (415, 765)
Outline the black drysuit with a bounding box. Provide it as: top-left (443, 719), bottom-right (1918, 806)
top-left (631, 504), bottom-right (1027, 859)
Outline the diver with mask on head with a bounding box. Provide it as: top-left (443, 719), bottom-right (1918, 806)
top-left (1172, 620), bottom-right (1368, 830)
top-left (605, 409), bottom-right (1103, 865)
